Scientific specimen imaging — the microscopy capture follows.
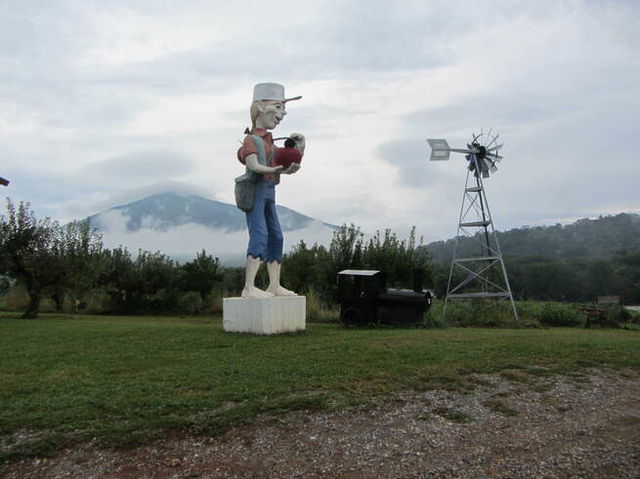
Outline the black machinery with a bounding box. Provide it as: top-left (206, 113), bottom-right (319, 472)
top-left (337, 269), bottom-right (433, 326)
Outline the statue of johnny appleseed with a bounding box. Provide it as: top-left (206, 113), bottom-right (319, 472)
top-left (234, 82), bottom-right (305, 298)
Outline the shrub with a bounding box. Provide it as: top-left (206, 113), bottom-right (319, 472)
top-left (443, 299), bottom-right (518, 327)
top-left (1, 285), bottom-right (29, 312)
top-left (203, 287), bottom-right (224, 314)
top-left (176, 291), bottom-right (203, 315)
top-left (306, 290), bottom-right (338, 323)
top-left (423, 302), bottom-right (446, 328)
top-left (538, 303), bottom-right (584, 327)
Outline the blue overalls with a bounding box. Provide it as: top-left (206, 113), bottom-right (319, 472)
top-left (245, 135), bottom-right (284, 263)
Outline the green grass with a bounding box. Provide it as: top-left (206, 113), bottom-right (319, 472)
top-left (0, 312), bottom-right (639, 460)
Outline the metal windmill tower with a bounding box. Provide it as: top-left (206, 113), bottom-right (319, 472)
top-left (427, 129), bottom-right (518, 321)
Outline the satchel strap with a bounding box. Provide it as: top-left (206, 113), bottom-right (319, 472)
top-left (249, 135), bottom-right (274, 166)
top-left (249, 134), bottom-right (278, 184)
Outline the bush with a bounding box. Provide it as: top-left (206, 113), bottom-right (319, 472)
top-left (624, 308), bottom-right (640, 325)
top-left (0, 285), bottom-right (29, 312)
top-left (443, 299), bottom-right (519, 327)
top-left (176, 291), bottom-right (204, 315)
top-left (306, 290), bottom-right (339, 323)
top-left (423, 302), bottom-right (446, 328)
top-left (203, 288), bottom-right (224, 314)
top-left (537, 303), bottom-right (584, 327)
top-left (81, 290), bottom-right (114, 314)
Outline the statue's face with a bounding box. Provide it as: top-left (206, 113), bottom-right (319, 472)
top-left (257, 100), bottom-right (286, 130)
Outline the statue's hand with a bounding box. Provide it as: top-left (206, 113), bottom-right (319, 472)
top-left (289, 133), bottom-right (305, 152)
top-left (283, 163), bottom-right (301, 175)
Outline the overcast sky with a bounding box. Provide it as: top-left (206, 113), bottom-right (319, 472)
top-left (1, 0), bottom-right (638, 243)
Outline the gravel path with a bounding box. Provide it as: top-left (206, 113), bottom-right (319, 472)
top-left (3, 368), bottom-right (639, 478)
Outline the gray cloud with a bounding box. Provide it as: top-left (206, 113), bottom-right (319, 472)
top-left (376, 138), bottom-right (434, 188)
top-left (83, 150), bottom-right (196, 183)
top-left (1, 0), bottom-right (639, 241)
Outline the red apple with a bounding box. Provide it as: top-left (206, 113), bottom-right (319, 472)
top-left (274, 146), bottom-right (302, 169)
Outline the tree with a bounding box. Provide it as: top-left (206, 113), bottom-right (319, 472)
top-left (180, 249), bottom-right (223, 300)
top-left (282, 225), bottom-right (433, 306)
top-left (0, 199), bottom-right (103, 318)
top-left (50, 220), bottom-right (104, 311)
top-left (99, 247), bottom-right (180, 313)
top-left (282, 240), bottom-right (328, 295)
top-left (99, 246), bottom-right (136, 312)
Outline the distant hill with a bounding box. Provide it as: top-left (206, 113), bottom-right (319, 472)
top-left (86, 192), bottom-right (338, 265)
top-left (425, 213), bottom-right (640, 264)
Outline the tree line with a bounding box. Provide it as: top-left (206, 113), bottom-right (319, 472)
top-left (1, 200), bottom-right (431, 318)
top-left (426, 213), bottom-right (640, 303)
top-left (4, 197), bottom-right (638, 319)
top-left (0, 199), bottom-right (226, 318)
top-left (282, 225), bottom-right (432, 305)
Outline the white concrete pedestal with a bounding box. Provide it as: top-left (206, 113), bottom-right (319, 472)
top-left (223, 296), bottom-right (306, 334)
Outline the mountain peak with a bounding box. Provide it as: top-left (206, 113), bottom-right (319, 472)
top-left (86, 191), bottom-right (337, 264)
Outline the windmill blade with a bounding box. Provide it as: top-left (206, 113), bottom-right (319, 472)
top-left (486, 133), bottom-right (500, 149)
top-left (487, 143), bottom-right (503, 152)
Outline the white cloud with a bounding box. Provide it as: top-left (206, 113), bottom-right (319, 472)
top-left (95, 208), bottom-right (336, 266)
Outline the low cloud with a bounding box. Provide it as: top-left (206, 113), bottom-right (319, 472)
top-left (96, 209), bottom-right (336, 266)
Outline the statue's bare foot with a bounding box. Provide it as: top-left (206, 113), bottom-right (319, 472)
top-left (241, 286), bottom-right (274, 299)
top-left (267, 285), bottom-right (298, 297)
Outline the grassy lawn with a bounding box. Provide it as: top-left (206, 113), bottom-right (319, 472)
top-left (1, 312), bottom-right (639, 460)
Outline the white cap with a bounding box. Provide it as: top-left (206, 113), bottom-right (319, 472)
top-left (253, 82), bottom-right (302, 103)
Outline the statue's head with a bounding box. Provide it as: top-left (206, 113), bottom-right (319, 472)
top-left (250, 82), bottom-right (301, 130)
top-left (251, 100), bottom-right (285, 130)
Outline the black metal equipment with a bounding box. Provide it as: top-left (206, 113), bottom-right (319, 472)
top-left (337, 269), bottom-right (433, 327)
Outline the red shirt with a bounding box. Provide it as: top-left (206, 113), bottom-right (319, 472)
top-left (237, 128), bottom-right (276, 165)
top-left (238, 128), bottom-right (282, 183)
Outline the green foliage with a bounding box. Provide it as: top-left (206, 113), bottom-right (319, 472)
top-left (602, 304), bottom-right (630, 327)
top-left (427, 213), bottom-right (640, 264)
top-left (0, 199), bottom-right (103, 318)
top-left (305, 290), bottom-right (339, 322)
top-left (427, 213), bottom-right (640, 303)
top-left (180, 249), bottom-right (223, 300)
top-left (99, 247), bottom-right (180, 314)
top-left (176, 291), bottom-right (204, 315)
top-left (0, 275), bottom-right (11, 296)
top-left (283, 225), bottom-right (432, 307)
top-left (441, 300), bottom-right (520, 328)
top-left (429, 299), bottom-right (639, 329)
top-left (537, 303), bottom-right (584, 327)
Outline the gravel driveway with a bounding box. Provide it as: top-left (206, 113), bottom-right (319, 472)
top-left (3, 368), bottom-right (639, 478)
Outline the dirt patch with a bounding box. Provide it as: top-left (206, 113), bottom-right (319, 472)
top-left (2, 368), bottom-right (639, 478)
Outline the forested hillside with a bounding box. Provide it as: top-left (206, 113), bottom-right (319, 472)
top-left (426, 213), bottom-right (640, 264)
top-left (425, 213), bottom-right (640, 303)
